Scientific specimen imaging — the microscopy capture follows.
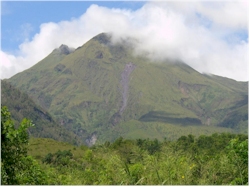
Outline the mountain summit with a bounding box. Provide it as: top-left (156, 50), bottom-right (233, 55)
top-left (57, 44), bottom-right (75, 55)
top-left (7, 33), bottom-right (248, 145)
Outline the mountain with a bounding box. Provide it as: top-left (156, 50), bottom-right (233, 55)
top-left (6, 33), bottom-right (248, 145)
top-left (1, 80), bottom-right (82, 145)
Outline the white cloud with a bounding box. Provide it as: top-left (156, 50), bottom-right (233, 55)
top-left (1, 1), bottom-right (248, 81)
top-left (196, 1), bottom-right (249, 30)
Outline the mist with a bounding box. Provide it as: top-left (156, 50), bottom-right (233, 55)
top-left (1, 1), bottom-right (248, 81)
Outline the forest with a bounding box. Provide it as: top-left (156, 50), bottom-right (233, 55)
top-left (1, 106), bottom-right (248, 185)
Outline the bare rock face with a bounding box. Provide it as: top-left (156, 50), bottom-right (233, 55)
top-left (108, 62), bottom-right (136, 127)
top-left (85, 132), bottom-right (97, 146)
top-left (119, 62), bottom-right (136, 114)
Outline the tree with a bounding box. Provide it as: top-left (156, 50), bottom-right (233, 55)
top-left (1, 106), bottom-right (47, 184)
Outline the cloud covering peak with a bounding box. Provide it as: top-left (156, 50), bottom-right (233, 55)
top-left (1, 1), bottom-right (248, 81)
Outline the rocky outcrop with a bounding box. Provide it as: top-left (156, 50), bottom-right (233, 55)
top-left (57, 44), bottom-right (75, 55)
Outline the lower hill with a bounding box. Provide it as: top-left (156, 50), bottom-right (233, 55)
top-left (1, 80), bottom-right (83, 145)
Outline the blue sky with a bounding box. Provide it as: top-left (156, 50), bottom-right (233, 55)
top-left (1, 1), bottom-right (145, 53)
top-left (1, 1), bottom-right (249, 81)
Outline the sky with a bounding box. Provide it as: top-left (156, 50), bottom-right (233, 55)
top-left (1, 1), bottom-right (249, 81)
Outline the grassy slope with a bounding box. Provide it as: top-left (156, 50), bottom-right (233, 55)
top-left (102, 119), bottom-right (233, 142)
top-left (8, 33), bottom-right (248, 144)
top-left (28, 137), bottom-right (85, 161)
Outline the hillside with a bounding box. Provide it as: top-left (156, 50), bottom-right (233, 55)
top-left (7, 33), bottom-right (248, 145)
top-left (1, 80), bottom-right (82, 145)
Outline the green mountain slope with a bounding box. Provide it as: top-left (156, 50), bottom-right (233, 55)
top-left (7, 33), bottom-right (248, 145)
top-left (1, 80), bottom-right (83, 145)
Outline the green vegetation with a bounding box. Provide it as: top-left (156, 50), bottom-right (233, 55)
top-left (1, 106), bottom-right (248, 185)
top-left (28, 130), bottom-right (249, 185)
top-left (6, 33), bottom-right (248, 144)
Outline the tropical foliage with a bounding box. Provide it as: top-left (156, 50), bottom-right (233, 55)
top-left (1, 106), bottom-right (248, 185)
top-left (1, 106), bottom-right (47, 185)
top-left (30, 133), bottom-right (248, 185)
top-left (2, 106), bottom-right (248, 185)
